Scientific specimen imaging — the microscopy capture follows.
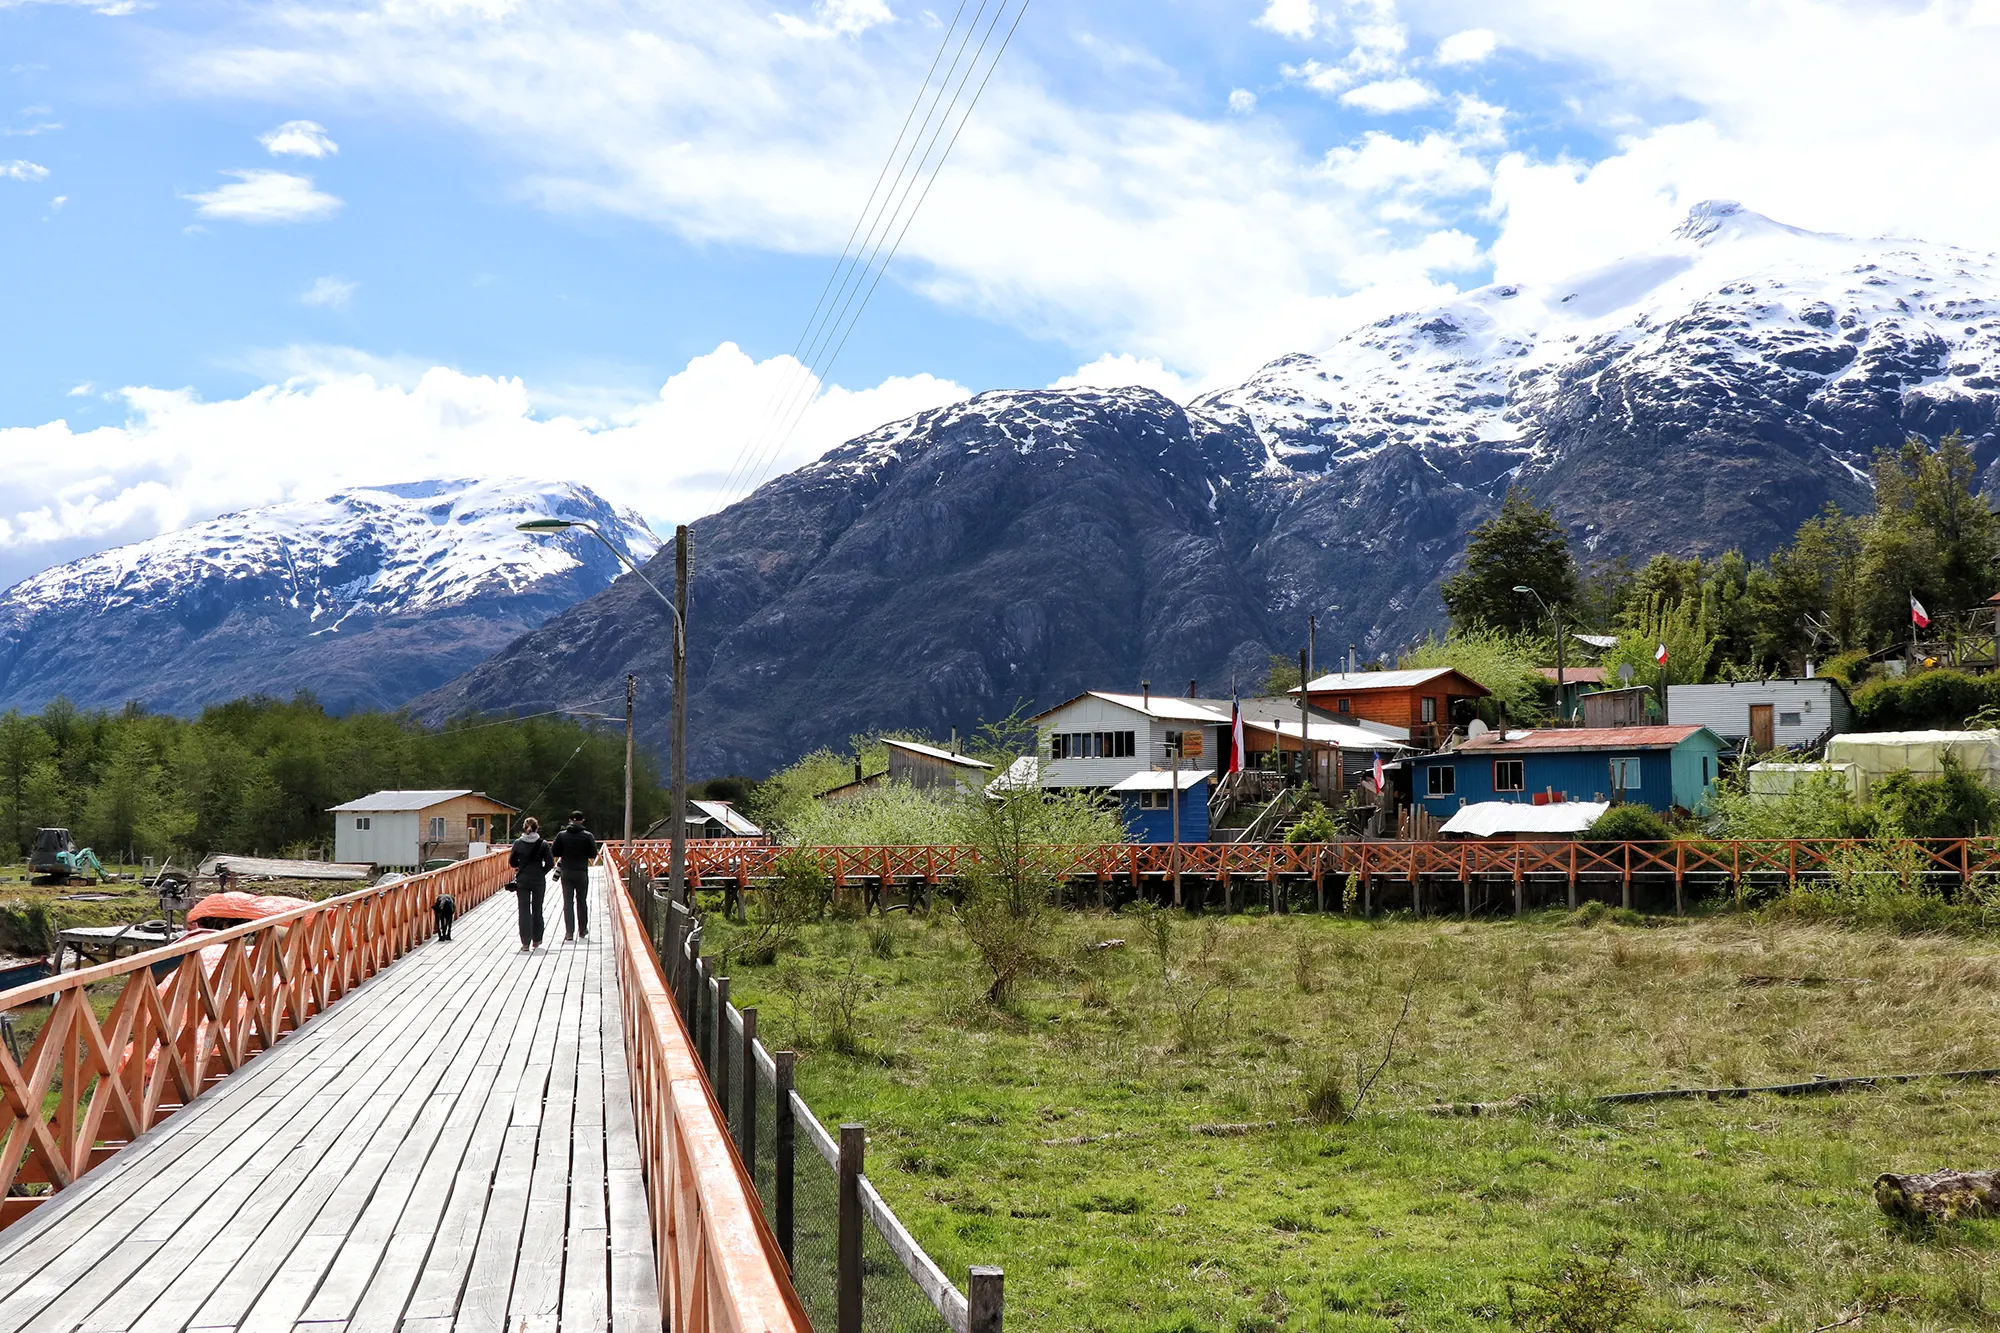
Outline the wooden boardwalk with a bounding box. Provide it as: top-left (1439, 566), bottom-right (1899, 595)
top-left (0, 870), bottom-right (660, 1333)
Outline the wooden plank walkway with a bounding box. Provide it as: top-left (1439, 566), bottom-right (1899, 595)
top-left (0, 870), bottom-right (661, 1333)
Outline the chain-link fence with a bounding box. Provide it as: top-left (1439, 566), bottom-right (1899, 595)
top-left (652, 879), bottom-right (999, 1333)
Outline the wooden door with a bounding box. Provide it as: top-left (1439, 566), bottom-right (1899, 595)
top-left (1749, 704), bottom-right (1775, 752)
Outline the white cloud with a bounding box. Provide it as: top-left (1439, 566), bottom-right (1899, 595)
top-left (1227, 88), bottom-right (1257, 114)
top-left (184, 169), bottom-right (341, 223)
top-left (1281, 60), bottom-right (1352, 96)
top-left (776, 0), bottom-right (892, 39)
top-left (300, 274), bottom-right (356, 307)
top-left (1050, 353), bottom-right (1190, 401)
top-left (1433, 28), bottom-right (1496, 67)
top-left (0, 159), bottom-right (49, 181)
top-left (0, 343), bottom-right (970, 587)
top-left (1255, 0), bottom-right (1318, 40)
top-left (169, 1), bottom-right (1467, 387)
top-left (1340, 78), bottom-right (1437, 114)
top-left (1325, 131), bottom-right (1489, 198)
top-left (258, 118), bottom-right (337, 157)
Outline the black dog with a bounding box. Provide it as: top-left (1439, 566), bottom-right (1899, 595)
top-left (434, 892), bottom-right (457, 941)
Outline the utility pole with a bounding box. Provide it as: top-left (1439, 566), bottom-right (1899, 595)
top-left (1298, 647), bottom-right (1310, 792)
top-left (623, 673), bottom-right (635, 844)
top-left (671, 525), bottom-right (690, 903)
top-left (1169, 736), bottom-right (1182, 909)
top-left (1307, 615), bottom-right (1316, 684)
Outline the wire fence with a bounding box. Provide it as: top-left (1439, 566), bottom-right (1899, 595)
top-left (639, 873), bottom-right (999, 1333)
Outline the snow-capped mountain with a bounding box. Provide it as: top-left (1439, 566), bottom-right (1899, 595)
top-left (0, 479), bottom-right (659, 715)
top-left (1202, 199), bottom-right (2000, 483)
top-left (424, 203), bottom-right (2000, 776)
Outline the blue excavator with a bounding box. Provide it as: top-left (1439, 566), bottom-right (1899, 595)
top-left (29, 827), bottom-right (109, 885)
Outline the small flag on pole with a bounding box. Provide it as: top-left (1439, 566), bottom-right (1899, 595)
top-left (1228, 697), bottom-right (1245, 775)
top-left (1654, 642), bottom-right (1669, 666)
top-left (1911, 595), bottom-right (1931, 629)
top-left (1372, 752), bottom-right (1385, 790)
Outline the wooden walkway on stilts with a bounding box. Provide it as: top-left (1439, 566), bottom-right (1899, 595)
top-left (0, 870), bottom-right (659, 1333)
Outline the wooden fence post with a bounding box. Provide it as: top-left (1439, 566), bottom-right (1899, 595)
top-left (775, 1051), bottom-right (796, 1269)
top-left (741, 1007), bottom-right (758, 1171)
top-left (968, 1265), bottom-right (1005, 1333)
top-left (714, 976), bottom-right (732, 1121)
top-left (1621, 843), bottom-right (1632, 912)
top-left (839, 1124), bottom-right (866, 1333)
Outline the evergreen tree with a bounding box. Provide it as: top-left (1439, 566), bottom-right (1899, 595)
top-left (1440, 488), bottom-right (1580, 634)
top-left (1858, 432), bottom-right (1999, 641)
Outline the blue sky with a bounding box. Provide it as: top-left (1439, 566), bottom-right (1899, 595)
top-left (3, 0), bottom-right (1997, 589)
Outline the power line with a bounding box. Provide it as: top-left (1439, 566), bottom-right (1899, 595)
top-left (716, 0), bottom-right (1033, 512)
top-left (440, 697), bottom-right (623, 733)
top-left (716, 0), bottom-right (978, 504)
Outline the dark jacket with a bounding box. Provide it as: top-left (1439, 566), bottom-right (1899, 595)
top-left (509, 833), bottom-right (555, 890)
top-left (551, 824), bottom-right (599, 875)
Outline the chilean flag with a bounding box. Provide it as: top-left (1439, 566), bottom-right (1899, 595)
top-left (1654, 641), bottom-right (1669, 666)
top-left (1912, 595), bottom-right (1931, 629)
top-left (1228, 697), bottom-right (1245, 775)
top-left (1372, 752), bottom-right (1385, 790)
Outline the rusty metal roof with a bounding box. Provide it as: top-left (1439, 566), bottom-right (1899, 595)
top-left (1450, 725), bottom-right (1715, 752)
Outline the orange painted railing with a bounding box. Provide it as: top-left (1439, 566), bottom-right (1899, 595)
top-left (617, 836), bottom-right (2000, 888)
top-left (603, 844), bottom-right (808, 1333)
top-left (0, 852), bottom-right (512, 1226)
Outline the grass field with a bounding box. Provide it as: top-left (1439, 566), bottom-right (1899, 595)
top-left (707, 902), bottom-right (2000, 1332)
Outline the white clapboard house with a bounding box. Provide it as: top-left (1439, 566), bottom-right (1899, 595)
top-left (1665, 678), bottom-right (1852, 752)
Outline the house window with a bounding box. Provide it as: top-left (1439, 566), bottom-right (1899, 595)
top-left (1337, 698), bottom-right (1350, 713)
top-left (1421, 696), bottom-right (1437, 723)
top-left (1163, 730), bottom-right (1203, 758)
top-left (1779, 711), bottom-right (1802, 728)
top-left (470, 816), bottom-right (487, 840)
top-left (1050, 731), bottom-right (1136, 759)
top-left (1137, 790), bottom-right (1173, 810)
top-left (1427, 765), bottom-right (1455, 797)
top-left (355, 817), bottom-right (370, 831)
top-left (1493, 759), bottom-right (1525, 793)
top-left (1609, 757), bottom-right (1643, 792)
top-left (1702, 756), bottom-right (1712, 786)
top-left (428, 816), bottom-right (447, 841)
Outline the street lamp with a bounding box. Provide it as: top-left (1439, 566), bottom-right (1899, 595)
top-left (1513, 584), bottom-right (1566, 722)
top-left (519, 518), bottom-right (691, 904)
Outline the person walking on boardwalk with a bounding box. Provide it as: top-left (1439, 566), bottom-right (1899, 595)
top-left (550, 810), bottom-right (599, 943)
top-left (509, 816), bottom-right (555, 952)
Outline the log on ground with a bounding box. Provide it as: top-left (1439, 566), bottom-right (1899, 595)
top-left (1874, 1169), bottom-right (2000, 1220)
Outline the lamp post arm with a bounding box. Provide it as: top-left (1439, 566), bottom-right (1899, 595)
top-left (580, 525), bottom-right (685, 653)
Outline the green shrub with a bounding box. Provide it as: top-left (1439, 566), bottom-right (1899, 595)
top-left (1584, 805), bottom-right (1671, 843)
top-left (1285, 801), bottom-right (1341, 843)
top-left (1851, 668), bottom-right (2000, 731)
top-left (1869, 753), bottom-right (2000, 839)
top-left (1506, 1240), bottom-right (1646, 1333)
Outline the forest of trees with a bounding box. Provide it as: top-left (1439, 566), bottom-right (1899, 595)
top-left (1436, 432), bottom-right (2000, 689)
top-left (0, 694), bottom-right (666, 865)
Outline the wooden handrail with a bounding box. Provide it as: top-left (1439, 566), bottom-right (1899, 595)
top-left (619, 836), bottom-right (2000, 888)
top-left (602, 846), bottom-right (809, 1333)
top-left (0, 851), bottom-right (513, 1227)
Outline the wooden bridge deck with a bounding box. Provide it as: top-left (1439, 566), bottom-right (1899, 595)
top-left (0, 870), bottom-right (660, 1333)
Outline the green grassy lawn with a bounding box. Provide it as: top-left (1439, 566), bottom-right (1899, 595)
top-left (705, 903), bottom-right (2000, 1331)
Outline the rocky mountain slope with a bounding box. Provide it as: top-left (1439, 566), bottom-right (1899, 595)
top-left (0, 479), bottom-right (658, 715)
top-left (420, 202), bottom-right (2000, 777)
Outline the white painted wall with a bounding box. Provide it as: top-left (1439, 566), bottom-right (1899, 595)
top-left (1666, 680), bottom-right (1851, 748)
top-left (333, 810), bottom-right (422, 867)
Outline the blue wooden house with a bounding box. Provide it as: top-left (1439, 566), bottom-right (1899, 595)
top-left (1407, 725), bottom-right (1727, 819)
top-left (1110, 770), bottom-right (1211, 843)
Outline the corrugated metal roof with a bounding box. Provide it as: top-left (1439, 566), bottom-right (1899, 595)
top-left (1451, 725), bottom-right (1714, 753)
top-left (1110, 769), bottom-right (1214, 792)
top-left (1245, 718), bottom-right (1414, 749)
top-left (1086, 692), bottom-right (1231, 722)
top-left (882, 737), bottom-right (993, 769)
top-left (1298, 667), bottom-right (1461, 692)
top-left (1439, 801), bottom-right (1610, 837)
top-left (1537, 666), bottom-right (1609, 684)
top-left (688, 800), bottom-right (763, 835)
top-left (329, 789), bottom-right (517, 812)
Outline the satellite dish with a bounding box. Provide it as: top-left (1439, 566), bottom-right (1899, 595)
top-left (1617, 663), bottom-right (1635, 683)
top-left (1467, 719), bottom-right (1489, 738)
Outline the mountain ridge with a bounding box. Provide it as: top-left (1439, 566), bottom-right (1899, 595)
top-left (0, 478), bottom-right (660, 715)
